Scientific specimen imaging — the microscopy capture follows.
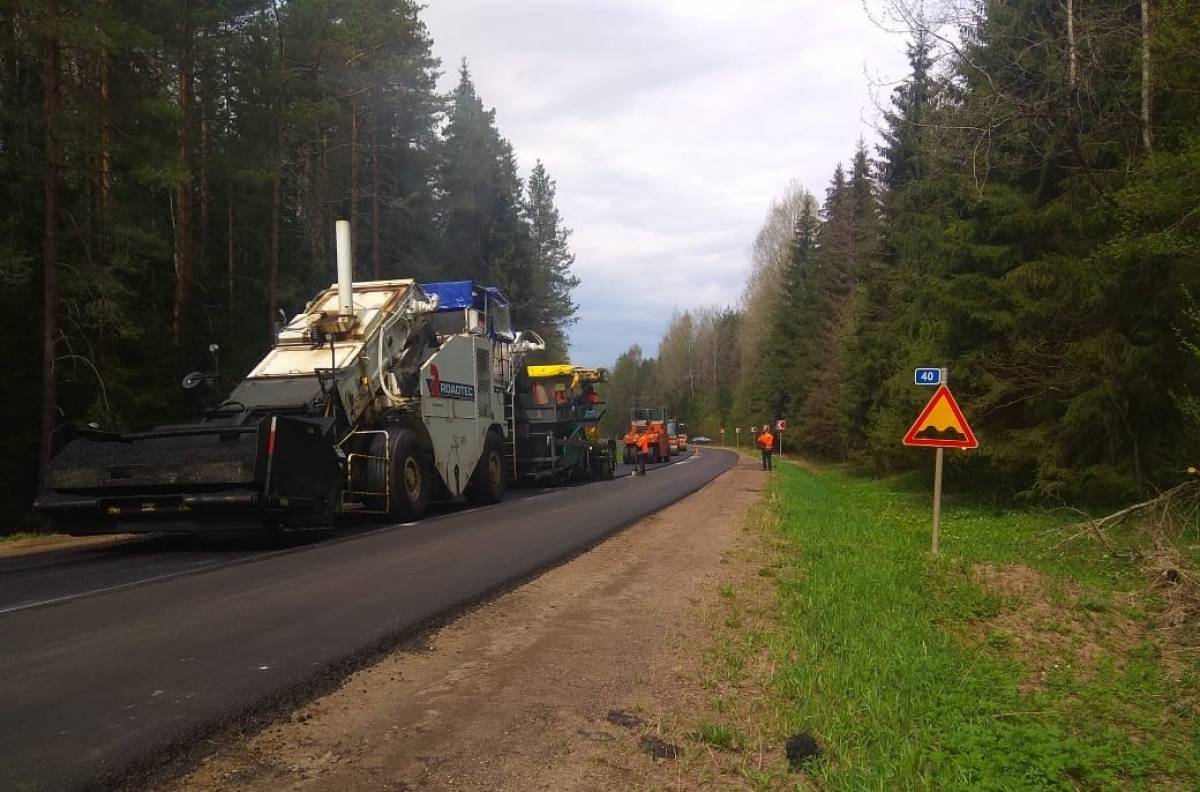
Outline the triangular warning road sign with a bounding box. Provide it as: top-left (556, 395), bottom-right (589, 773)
top-left (902, 384), bottom-right (978, 449)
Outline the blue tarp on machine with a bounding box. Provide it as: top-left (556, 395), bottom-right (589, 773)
top-left (420, 280), bottom-right (513, 340)
top-left (420, 280), bottom-right (510, 311)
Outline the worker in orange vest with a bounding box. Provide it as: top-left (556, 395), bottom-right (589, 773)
top-left (634, 431), bottom-right (652, 476)
top-left (757, 424), bottom-right (775, 471)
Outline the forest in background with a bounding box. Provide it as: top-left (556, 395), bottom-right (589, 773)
top-left (607, 0), bottom-right (1200, 504)
top-left (2, 0), bottom-right (579, 531)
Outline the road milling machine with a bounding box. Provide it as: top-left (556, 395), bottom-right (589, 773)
top-left (35, 221), bottom-right (546, 535)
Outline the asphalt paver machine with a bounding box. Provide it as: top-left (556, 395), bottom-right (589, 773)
top-left (512, 365), bottom-right (616, 482)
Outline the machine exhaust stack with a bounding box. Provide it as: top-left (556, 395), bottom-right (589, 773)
top-left (336, 220), bottom-right (354, 317)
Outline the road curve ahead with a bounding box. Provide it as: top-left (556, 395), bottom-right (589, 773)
top-left (0, 448), bottom-right (736, 792)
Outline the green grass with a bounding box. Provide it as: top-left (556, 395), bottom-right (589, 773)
top-left (749, 462), bottom-right (1199, 791)
top-left (0, 531), bottom-right (49, 544)
top-left (689, 720), bottom-right (746, 751)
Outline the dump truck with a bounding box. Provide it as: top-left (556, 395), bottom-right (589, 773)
top-left (621, 407), bottom-right (671, 464)
top-left (35, 221), bottom-right (545, 535)
top-left (512, 364), bottom-right (616, 482)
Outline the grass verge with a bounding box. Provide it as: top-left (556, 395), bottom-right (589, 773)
top-left (694, 461), bottom-right (1200, 790)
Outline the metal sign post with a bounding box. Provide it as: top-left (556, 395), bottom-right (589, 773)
top-left (904, 368), bottom-right (976, 555)
top-left (931, 443), bottom-right (945, 554)
top-left (931, 368), bottom-right (947, 553)
top-left (735, 427), bottom-right (741, 448)
top-left (720, 428), bottom-right (726, 446)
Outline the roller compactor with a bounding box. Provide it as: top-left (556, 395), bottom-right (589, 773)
top-left (36, 221), bottom-right (545, 535)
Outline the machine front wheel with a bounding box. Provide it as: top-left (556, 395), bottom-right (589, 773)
top-left (465, 430), bottom-right (507, 506)
top-left (386, 428), bottom-right (430, 521)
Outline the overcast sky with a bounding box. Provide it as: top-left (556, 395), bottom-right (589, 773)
top-left (421, 0), bottom-right (911, 365)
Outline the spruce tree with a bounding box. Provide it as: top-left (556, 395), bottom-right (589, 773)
top-left (522, 160), bottom-right (580, 359)
top-left (438, 60), bottom-right (508, 283)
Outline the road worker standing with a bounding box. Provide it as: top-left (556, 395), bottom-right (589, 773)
top-left (635, 431), bottom-right (652, 476)
top-left (757, 425), bottom-right (775, 471)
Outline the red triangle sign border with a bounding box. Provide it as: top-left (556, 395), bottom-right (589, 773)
top-left (902, 384), bottom-right (979, 449)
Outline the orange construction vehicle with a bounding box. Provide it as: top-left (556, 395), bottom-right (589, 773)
top-left (622, 408), bottom-right (671, 465)
top-left (667, 418), bottom-right (688, 455)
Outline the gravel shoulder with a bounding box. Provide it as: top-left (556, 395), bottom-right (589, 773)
top-left (166, 455), bottom-right (769, 791)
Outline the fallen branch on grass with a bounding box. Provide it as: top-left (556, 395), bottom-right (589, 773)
top-left (1054, 480), bottom-right (1200, 552)
top-left (1088, 481), bottom-right (1197, 531)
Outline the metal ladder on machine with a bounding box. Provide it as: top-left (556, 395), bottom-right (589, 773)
top-left (498, 342), bottom-right (519, 480)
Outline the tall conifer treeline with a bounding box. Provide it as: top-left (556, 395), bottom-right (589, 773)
top-left (1, 1), bottom-right (579, 529)
top-left (625, 0), bottom-right (1199, 502)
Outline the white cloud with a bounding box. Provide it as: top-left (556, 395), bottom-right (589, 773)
top-left (421, 0), bottom-right (911, 364)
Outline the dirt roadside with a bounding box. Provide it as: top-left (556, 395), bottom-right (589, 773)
top-left (0, 533), bottom-right (134, 558)
top-left (165, 454), bottom-right (772, 792)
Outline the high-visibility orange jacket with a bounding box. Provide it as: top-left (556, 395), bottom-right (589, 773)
top-left (758, 432), bottom-right (774, 451)
top-left (636, 433), bottom-right (652, 452)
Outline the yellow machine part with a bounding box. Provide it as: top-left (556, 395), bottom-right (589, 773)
top-left (527, 364), bottom-right (576, 378)
top-left (526, 364), bottom-right (609, 387)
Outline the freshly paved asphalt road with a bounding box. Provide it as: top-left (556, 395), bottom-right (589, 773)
top-left (0, 450), bottom-right (692, 615)
top-left (0, 447), bottom-right (733, 792)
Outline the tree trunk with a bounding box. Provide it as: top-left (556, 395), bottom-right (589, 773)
top-left (1066, 0), bottom-right (1076, 90)
top-left (371, 104), bottom-right (381, 279)
top-left (93, 12), bottom-right (114, 370)
top-left (1140, 0), bottom-right (1152, 151)
top-left (98, 35), bottom-right (111, 236)
top-left (173, 1), bottom-right (195, 340)
top-left (350, 95), bottom-right (359, 273)
top-left (199, 110), bottom-right (210, 277)
top-left (226, 180), bottom-right (235, 323)
top-left (40, 0), bottom-right (62, 480)
top-left (268, 164), bottom-right (281, 343)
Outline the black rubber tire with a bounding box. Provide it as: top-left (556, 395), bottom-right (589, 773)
top-left (385, 427), bottom-right (430, 521)
top-left (465, 430), bottom-right (506, 506)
